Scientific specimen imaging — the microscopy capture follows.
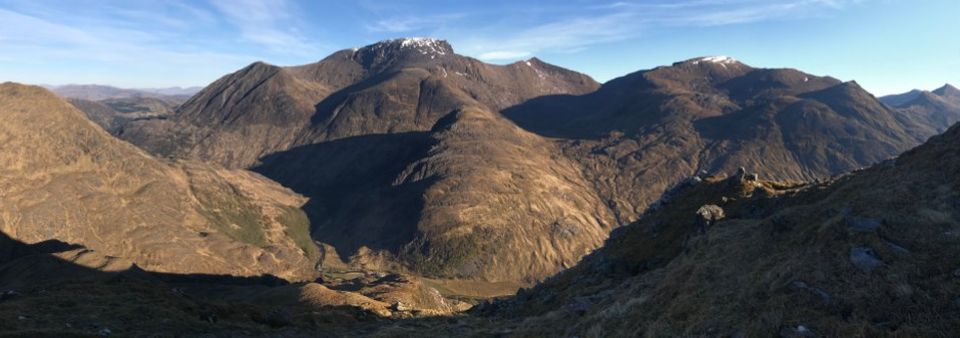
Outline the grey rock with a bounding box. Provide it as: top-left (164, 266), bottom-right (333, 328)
top-left (695, 204), bottom-right (725, 233)
top-left (0, 290), bottom-right (19, 302)
top-left (884, 241), bottom-right (910, 254)
top-left (564, 298), bottom-right (591, 316)
top-left (735, 167), bottom-right (747, 178)
top-left (789, 280), bottom-right (831, 302)
top-left (779, 325), bottom-right (815, 337)
top-left (850, 247), bottom-right (884, 272)
top-left (199, 311), bottom-right (217, 324)
top-left (846, 216), bottom-right (883, 232)
top-left (98, 328), bottom-right (112, 336)
top-left (392, 301), bottom-right (410, 312)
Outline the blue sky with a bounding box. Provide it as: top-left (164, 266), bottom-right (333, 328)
top-left (0, 0), bottom-right (956, 95)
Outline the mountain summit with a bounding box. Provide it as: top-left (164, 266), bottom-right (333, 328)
top-left (505, 57), bottom-right (930, 222)
top-left (112, 39), bottom-right (602, 285)
top-left (120, 38), bottom-right (598, 169)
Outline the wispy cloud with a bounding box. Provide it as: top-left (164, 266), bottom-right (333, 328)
top-left (208, 0), bottom-right (322, 55)
top-left (459, 0), bottom-right (866, 61)
top-left (366, 14), bottom-right (465, 33)
top-left (478, 50), bottom-right (532, 60)
top-left (0, 3), bottom-right (258, 86)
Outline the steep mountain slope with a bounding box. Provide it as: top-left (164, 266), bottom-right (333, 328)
top-left (124, 38), bottom-right (599, 169)
top-left (0, 83), bottom-right (317, 280)
top-left (883, 84), bottom-right (960, 136)
top-left (254, 108), bottom-right (615, 283)
top-left (505, 56), bottom-right (928, 223)
top-left (490, 121), bottom-right (960, 337)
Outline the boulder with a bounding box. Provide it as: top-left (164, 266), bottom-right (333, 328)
top-left (850, 247), bottom-right (884, 272)
top-left (392, 301), bottom-right (410, 312)
top-left (779, 325), bottom-right (816, 337)
top-left (695, 205), bottom-right (725, 233)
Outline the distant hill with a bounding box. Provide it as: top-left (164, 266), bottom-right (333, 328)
top-left (882, 84), bottom-right (960, 135)
top-left (67, 96), bottom-right (180, 133)
top-left (45, 84), bottom-right (200, 101)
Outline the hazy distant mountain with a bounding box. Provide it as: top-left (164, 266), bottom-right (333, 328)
top-left (882, 84), bottom-right (960, 135)
top-left (141, 86), bottom-right (203, 96)
top-left (505, 56), bottom-right (930, 222)
top-left (495, 120), bottom-right (960, 337)
top-left (0, 83), bottom-right (317, 280)
top-left (67, 96), bottom-right (180, 132)
top-left (879, 89), bottom-right (924, 107)
top-left (46, 84), bottom-right (200, 100)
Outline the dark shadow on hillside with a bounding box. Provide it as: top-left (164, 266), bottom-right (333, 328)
top-left (500, 82), bottom-right (669, 140)
top-left (0, 230), bottom-right (456, 336)
top-left (0, 230), bottom-right (292, 289)
top-left (309, 70), bottom-right (405, 127)
top-left (500, 93), bottom-right (598, 139)
top-left (251, 132), bottom-right (437, 260)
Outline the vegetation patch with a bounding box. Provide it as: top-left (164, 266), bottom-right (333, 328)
top-left (278, 206), bottom-right (320, 260)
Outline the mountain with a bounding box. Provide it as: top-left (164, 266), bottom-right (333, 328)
top-left (0, 83), bottom-right (317, 280)
top-left (882, 84), bottom-right (960, 135)
top-left (879, 89), bottom-right (923, 107)
top-left (117, 49), bottom-right (941, 288)
top-left (67, 96), bottom-right (180, 133)
top-left (504, 56), bottom-right (930, 223)
top-left (487, 120), bottom-right (960, 337)
top-left (46, 84), bottom-right (199, 101)
top-left (122, 38), bottom-right (599, 169)
top-left (141, 86), bottom-right (203, 96)
top-left (115, 38), bottom-right (605, 285)
top-left (254, 108), bottom-right (615, 284)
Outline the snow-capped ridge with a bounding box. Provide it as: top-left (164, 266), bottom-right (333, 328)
top-left (687, 55), bottom-right (738, 65)
top-left (360, 37), bottom-right (453, 57)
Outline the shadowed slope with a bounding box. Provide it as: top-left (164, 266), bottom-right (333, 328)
top-left (256, 108), bottom-right (615, 284)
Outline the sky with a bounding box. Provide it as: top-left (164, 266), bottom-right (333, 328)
top-left (0, 0), bottom-right (957, 95)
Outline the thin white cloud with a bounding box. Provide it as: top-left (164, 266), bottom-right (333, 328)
top-left (0, 5), bottom-right (255, 86)
top-left (208, 0), bottom-right (322, 55)
top-left (478, 51), bottom-right (532, 60)
top-left (457, 0), bottom-right (867, 61)
top-left (365, 14), bottom-right (465, 33)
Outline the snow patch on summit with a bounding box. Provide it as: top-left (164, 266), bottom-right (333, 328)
top-left (689, 56), bottom-right (738, 65)
top-left (395, 37), bottom-right (449, 56)
top-left (357, 38), bottom-right (452, 58)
